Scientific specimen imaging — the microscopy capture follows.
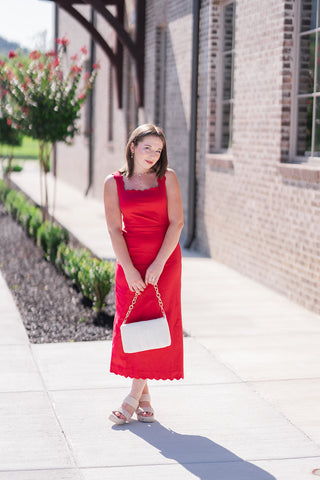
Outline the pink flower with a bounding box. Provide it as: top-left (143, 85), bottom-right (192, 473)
top-left (92, 61), bottom-right (101, 70)
top-left (71, 53), bottom-right (78, 62)
top-left (7, 117), bottom-right (11, 126)
top-left (80, 46), bottom-right (88, 55)
top-left (53, 57), bottom-right (60, 67)
top-left (56, 36), bottom-right (70, 47)
top-left (71, 65), bottom-right (82, 74)
top-left (84, 72), bottom-right (90, 81)
top-left (79, 92), bottom-right (86, 100)
top-left (29, 50), bottom-right (41, 60)
top-left (45, 50), bottom-right (57, 57)
top-left (8, 50), bottom-right (17, 59)
top-left (6, 69), bottom-right (13, 81)
top-left (0, 59), bottom-right (5, 66)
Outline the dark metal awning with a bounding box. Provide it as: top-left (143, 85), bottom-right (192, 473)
top-left (49, 0), bottom-right (145, 108)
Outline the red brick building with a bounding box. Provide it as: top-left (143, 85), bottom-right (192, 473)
top-left (54, 0), bottom-right (320, 314)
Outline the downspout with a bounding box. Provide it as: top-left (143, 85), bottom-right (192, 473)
top-left (85, 7), bottom-right (96, 196)
top-left (184, 0), bottom-right (200, 249)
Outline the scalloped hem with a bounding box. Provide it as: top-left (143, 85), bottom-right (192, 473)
top-left (110, 370), bottom-right (184, 381)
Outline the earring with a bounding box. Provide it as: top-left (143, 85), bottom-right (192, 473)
top-left (130, 152), bottom-right (134, 160)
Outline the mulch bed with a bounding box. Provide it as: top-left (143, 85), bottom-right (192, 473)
top-left (0, 203), bottom-right (114, 343)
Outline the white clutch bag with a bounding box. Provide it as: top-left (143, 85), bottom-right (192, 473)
top-left (120, 285), bottom-right (171, 354)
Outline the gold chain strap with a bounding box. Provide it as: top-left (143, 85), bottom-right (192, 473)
top-left (122, 284), bottom-right (166, 325)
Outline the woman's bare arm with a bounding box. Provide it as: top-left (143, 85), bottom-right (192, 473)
top-left (145, 169), bottom-right (184, 285)
top-left (103, 175), bottom-right (146, 293)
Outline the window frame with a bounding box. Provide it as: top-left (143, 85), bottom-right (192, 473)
top-left (291, 0), bottom-right (320, 164)
top-left (154, 25), bottom-right (167, 129)
top-left (107, 63), bottom-right (114, 144)
top-left (216, 0), bottom-right (236, 153)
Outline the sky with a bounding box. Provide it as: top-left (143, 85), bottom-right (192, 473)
top-left (0, 0), bottom-right (54, 50)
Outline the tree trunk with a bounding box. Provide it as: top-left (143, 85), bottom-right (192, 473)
top-left (39, 140), bottom-right (52, 222)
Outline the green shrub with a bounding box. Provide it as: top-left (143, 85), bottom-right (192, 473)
top-left (56, 243), bottom-right (91, 285)
top-left (28, 207), bottom-right (42, 239)
top-left (4, 164), bottom-right (23, 174)
top-left (37, 221), bottom-right (69, 263)
top-left (2, 185), bottom-right (115, 314)
top-left (78, 257), bottom-right (115, 312)
top-left (4, 190), bottom-right (27, 220)
top-left (0, 179), bottom-right (9, 203)
top-left (3, 188), bottom-right (42, 237)
top-left (19, 203), bottom-right (42, 234)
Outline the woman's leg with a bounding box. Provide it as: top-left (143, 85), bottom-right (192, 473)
top-left (139, 381), bottom-right (153, 418)
top-left (112, 379), bottom-right (146, 421)
top-left (130, 378), bottom-right (147, 401)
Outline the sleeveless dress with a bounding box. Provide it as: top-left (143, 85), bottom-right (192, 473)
top-left (109, 171), bottom-right (184, 380)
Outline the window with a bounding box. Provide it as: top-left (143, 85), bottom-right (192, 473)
top-left (219, 1), bottom-right (236, 151)
top-left (83, 59), bottom-right (91, 138)
top-left (108, 64), bottom-right (114, 143)
top-left (125, 53), bottom-right (138, 136)
top-left (296, 0), bottom-right (320, 159)
top-left (154, 26), bottom-right (167, 128)
top-left (207, 0), bottom-right (236, 157)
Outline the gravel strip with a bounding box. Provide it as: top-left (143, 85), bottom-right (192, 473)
top-left (0, 204), bottom-right (114, 343)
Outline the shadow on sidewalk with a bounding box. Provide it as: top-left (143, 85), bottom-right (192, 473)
top-left (113, 421), bottom-right (276, 479)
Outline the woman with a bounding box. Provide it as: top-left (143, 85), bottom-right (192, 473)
top-left (104, 124), bottom-right (184, 424)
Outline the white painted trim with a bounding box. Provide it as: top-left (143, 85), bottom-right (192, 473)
top-left (215, 3), bottom-right (223, 152)
top-left (289, 0), bottom-right (300, 160)
top-left (216, 0), bottom-right (236, 153)
top-left (291, 0), bottom-right (320, 162)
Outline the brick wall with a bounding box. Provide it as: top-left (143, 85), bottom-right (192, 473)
top-left (55, 0), bottom-right (320, 314)
top-left (57, 1), bottom-right (193, 226)
top-left (144, 0), bottom-right (193, 243)
top-left (55, 5), bottom-right (92, 194)
top-left (91, 10), bottom-right (127, 201)
top-left (196, 0), bottom-right (320, 314)
top-left (56, 5), bottom-right (129, 203)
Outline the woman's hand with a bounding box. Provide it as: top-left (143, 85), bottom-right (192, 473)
top-left (124, 266), bottom-right (146, 293)
top-left (145, 260), bottom-right (165, 286)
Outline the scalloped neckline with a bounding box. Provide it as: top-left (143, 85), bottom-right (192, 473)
top-left (121, 174), bottom-right (160, 192)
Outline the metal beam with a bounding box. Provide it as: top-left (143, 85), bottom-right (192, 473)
top-left (135, 0), bottom-right (145, 108)
top-left (115, 0), bottom-right (124, 108)
top-left (55, 0), bottom-right (116, 65)
top-left (51, 0), bottom-right (145, 108)
top-left (81, 0), bottom-right (136, 58)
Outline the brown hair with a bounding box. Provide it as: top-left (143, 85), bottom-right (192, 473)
top-left (123, 124), bottom-right (168, 178)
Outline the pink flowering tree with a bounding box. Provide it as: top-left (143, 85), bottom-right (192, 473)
top-left (0, 38), bottom-right (99, 220)
top-left (0, 115), bottom-right (23, 186)
top-left (0, 65), bottom-right (23, 184)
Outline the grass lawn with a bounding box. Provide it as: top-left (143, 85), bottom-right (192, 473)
top-left (2, 136), bottom-right (39, 160)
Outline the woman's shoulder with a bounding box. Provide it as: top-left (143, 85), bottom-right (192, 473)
top-left (104, 170), bottom-right (122, 182)
top-left (104, 171), bottom-right (122, 192)
top-left (163, 168), bottom-right (181, 195)
top-left (164, 168), bottom-right (179, 183)
top-left (164, 167), bottom-right (177, 178)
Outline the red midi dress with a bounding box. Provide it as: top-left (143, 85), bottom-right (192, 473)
top-left (109, 171), bottom-right (184, 380)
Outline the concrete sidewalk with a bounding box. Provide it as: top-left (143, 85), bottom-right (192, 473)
top-left (1, 162), bottom-right (320, 479)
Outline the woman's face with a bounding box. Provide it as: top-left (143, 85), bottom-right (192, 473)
top-left (131, 135), bottom-right (163, 173)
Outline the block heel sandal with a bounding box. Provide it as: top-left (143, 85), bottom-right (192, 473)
top-left (109, 395), bottom-right (139, 425)
top-left (137, 393), bottom-right (155, 423)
